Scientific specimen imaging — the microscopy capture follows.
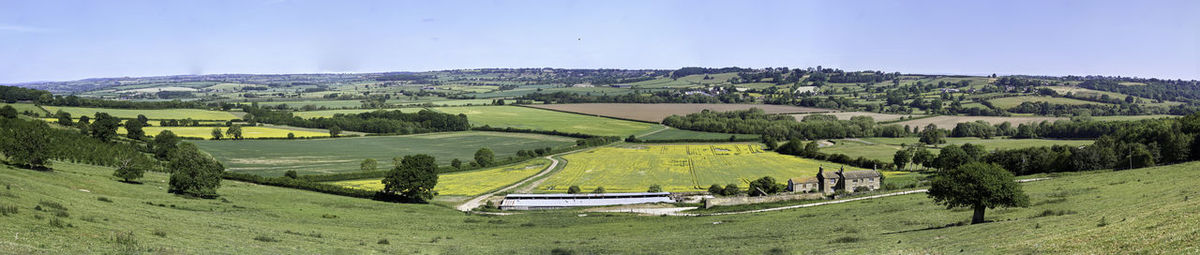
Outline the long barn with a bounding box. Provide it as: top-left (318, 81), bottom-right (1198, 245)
top-left (500, 192), bottom-right (675, 210)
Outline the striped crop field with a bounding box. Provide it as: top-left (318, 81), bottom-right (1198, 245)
top-left (537, 144), bottom-right (863, 193)
top-left (331, 159), bottom-right (551, 196)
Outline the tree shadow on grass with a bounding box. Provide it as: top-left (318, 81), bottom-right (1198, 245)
top-left (3, 162), bottom-right (52, 172)
top-left (117, 180), bottom-right (144, 185)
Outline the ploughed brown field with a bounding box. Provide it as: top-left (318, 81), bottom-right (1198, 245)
top-left (527, 103), bottom-right (830, 122)
top-left (891, 115), bottom-right (1066, 129)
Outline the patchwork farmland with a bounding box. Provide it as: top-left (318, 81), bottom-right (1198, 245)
top-left (433, 106), bottom-right (661, 136)
top-left (528, 103), bottom-right (830, 122)
top-left (42, 106), bottom-right (240, 120)
top-left (118, 126), bottom-right (328, 139)
top-left (537, 144), bottom-right (862, 193)
top-left (193, 131), bottom-right (575, 176)
top-left (332, 159), bottom-right (551, 196)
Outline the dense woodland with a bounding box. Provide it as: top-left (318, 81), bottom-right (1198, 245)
top-left (244, 107), bottom-right (470, 134)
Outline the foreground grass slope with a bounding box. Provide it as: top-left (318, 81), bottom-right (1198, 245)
top-left (1, 160), bottom-right (1197, 253)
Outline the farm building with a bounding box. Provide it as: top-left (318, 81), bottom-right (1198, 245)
top-left (499, 192), bottom-right (675, 210)
top-left (787, 166), bottom-right (881, 194)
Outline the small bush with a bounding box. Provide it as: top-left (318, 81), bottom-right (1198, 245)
top-left (550, 248), bottom-right (576, 255)
top-left (97, 197), bottom-right (113, 203)
top-left (377, 239), bottom-right (389, 245)
top-left (253, 235), bottom-right (279, 242)
top-left (49, 218), bottom-right (67, 228)
top-left (829, 236), bottom-right (861, 243)
top-left (0, 205), bottom-right (17, 216)
top-left (321, 214), bottom-right (337, 219)
top-left (153, 230), bottom-right (167, 237)
top-left (37, 200), bottom-right (67, 211)
top-left (1097, 217), bottom-right (1108, 227)
top-left (1033, 209), bottom-right (1077, 218)
top-left (53, 210), bottom-right (70, 218)
top-left (113, 231), bottom-right (139, 252)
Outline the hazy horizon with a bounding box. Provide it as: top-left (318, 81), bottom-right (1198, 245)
top-left (2, 0), bottom-right (1197, 83)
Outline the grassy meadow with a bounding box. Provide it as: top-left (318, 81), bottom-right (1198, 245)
top-left (988, 96), bottom-right (1108, 109)
top-left (42, 106), bottom-right (239, 120)
top-left (637, 128), bottom-right (760, 141)
top-left (192, 131), bottom-right (574, 177)
top-left (332, 159), bottom-right (551, 196)
top-left (2, 158), bottom-right (1197, 253)
top-left (537, 144), bottom-right (861, 193)
top-left (2, 103), bottom-right (47, 115)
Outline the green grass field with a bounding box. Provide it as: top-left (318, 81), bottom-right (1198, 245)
top-left (332, 159), bottom-right (551, 196)
top-left (434, 106), bottom-right (659, 137)
top-left (192, 131), bottom-right (575, 177)
top-left (988, 96), bottom-right (1108, 109)
top-left (637, 128), bottom-right (760, 141)
top-left (3, 157), bottom-right (1196, 253)
top-left (819, 137), bottom-right (1095, 163)
top-left (118, 126), bottom-right (328, 139)
top-left (2, 103), bottom-right (47, 115)
top-left (538, 144), bottom-right (863, 193)
top-left (42, 106), bottom-right (239, 120)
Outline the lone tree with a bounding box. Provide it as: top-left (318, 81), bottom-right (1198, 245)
top-left (55, 110), bottom-right (73, 126)
top-left (91, 112), bottom-right (120, 142)
top-left (592, 186), bottom-right (606, 194)
top-left (151, 130), bottom-right (180, 160)
top-left (211, 127), bottom-right (224, 140)
top-left (450, 158), bottom-right (463, 169)
top-left (168, 143), bottom-right (224, 198)
top-left (113, 154), bottom-right (152, 182)
top-left (361, 158), bottom-right (378, 172)
top-left (647, 184), bottom-right (663, 193)
top-left (928, 162), bottom-right (1029, 224)
top-left (748, 176), bottom-right (783, 196)
top-left (474, 147), bottom-right (495, 167)
top-left (567, 185), bottom-right (581, 194)
top-left (920, 124), bottom-right (946, 147)
top-left (1, 105), bottom-right (17, 119)
top-left (328, 125), bottom-right (342, 137)
top-left (0, 119), bottom-right (51, 169)
top-left (226, 125), bottom-right (243, 140)
top-left (382, 154), bottom-right (439, 201)
top-left (125, 120), bottom-right (145, 140)
top-left (893, 149), bottom-right (911, 170)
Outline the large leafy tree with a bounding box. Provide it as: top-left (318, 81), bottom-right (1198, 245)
top-left (151, 130), bottom-right (181, 160)
top-left (382, 154), bottom-right (438, 201)
top-left (226, 125), bottom-right (243, 140)
top-left (167, 143), bottom-right (224, 198)
top-left (211, 127), bottom-right (223, 140)
top-left (361, 158), bottom-right (378, 171)
top-left (124, 119), bottom-right (145, 140)
top-left (474, 147), bottom-right (495, 167)
top-left (55, 110), bottom-right (73, 126)
top-left (928, 162), bottom-right (1029, 224)
top-left (90, 112), bottom-right (120, 142)
top-left (0, 105), bottom-right (16, 119)
top-left (919, 124), bottom-right (946, 146)
top-left (0, 119), bottom-right (51, 169)
top-left (113, 153), bottom-right (153, 182)
top-left (893, 149), bottom-right (911, 170)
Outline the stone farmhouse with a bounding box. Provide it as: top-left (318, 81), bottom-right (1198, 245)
top-left (787, 166), bottom-right (881, 194)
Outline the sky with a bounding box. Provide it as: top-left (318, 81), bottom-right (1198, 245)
top-left (1, 0), bottom-right (1198, 83)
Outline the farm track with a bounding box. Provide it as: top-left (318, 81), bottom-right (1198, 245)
top-left (456, 147), bottom-right (594, 212)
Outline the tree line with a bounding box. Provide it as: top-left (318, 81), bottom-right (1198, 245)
top-left (662, 108), bottom-right (879, 140)
top-left (244, 106), bottom-right (470, 134)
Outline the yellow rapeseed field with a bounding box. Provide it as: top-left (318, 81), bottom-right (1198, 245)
top-left (538, 144), bottom-right (863, 193)
top-left (332, 159), bottom-right (551, 196)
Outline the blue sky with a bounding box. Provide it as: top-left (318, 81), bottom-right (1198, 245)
top-left (1, 0), bottom-right (1197, 83)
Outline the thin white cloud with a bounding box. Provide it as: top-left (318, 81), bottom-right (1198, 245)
top-left (0, 24), bottom-right (49, 33)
